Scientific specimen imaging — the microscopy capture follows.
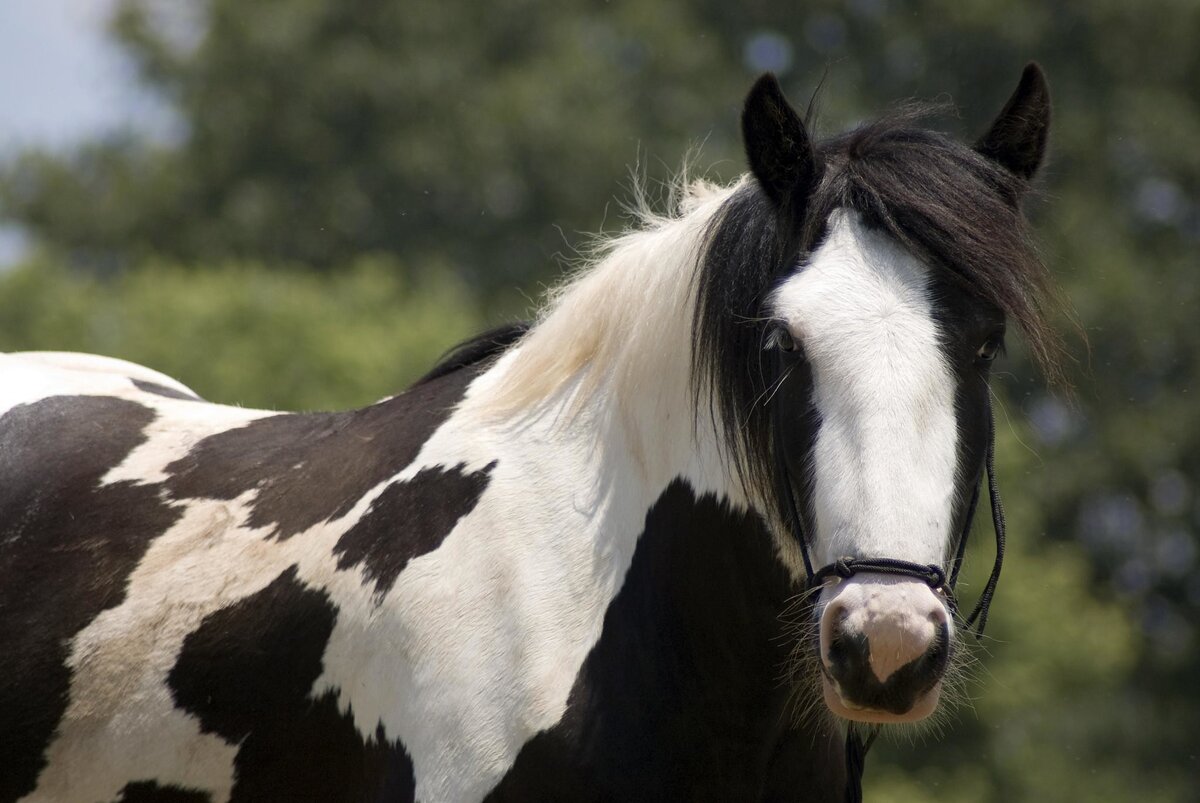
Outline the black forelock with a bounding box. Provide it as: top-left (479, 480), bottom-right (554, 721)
top-left (810, 110), bottom-right (1063, 375)
top-left (692, 107), bottom-right (1064, 507)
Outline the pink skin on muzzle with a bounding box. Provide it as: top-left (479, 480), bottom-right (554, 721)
top-left (817, 574), bottom-right (952, 723)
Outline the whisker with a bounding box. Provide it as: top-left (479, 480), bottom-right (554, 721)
top-left (750, 365), bottom-right (794, 413)
top-left (988, 384), bottom-right (1042, 463)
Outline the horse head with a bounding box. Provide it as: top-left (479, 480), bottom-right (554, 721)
top-left (698, 64), bottom-right (1056, 725)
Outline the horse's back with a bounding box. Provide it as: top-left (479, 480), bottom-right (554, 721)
top-left (2, 351), bottom-right (203, 408)
top-left (0, 348), bottom-right (484, 802)
top-left (0, 352), bottom-right (272, 802)
top-left (0, 349), bottom-right (265, 553)
top-left (0, 351), bottom-right (231, 542)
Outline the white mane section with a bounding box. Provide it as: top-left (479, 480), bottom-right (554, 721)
top-left (308, 179), bottom-right (769, 801)
top-left (483, 178), bottom-right (741, 474)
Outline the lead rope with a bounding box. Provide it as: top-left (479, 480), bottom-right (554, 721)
top-left (773, 390), bottom-right (1007, 802)
top-left (844, 723), bottom-right (878, 803)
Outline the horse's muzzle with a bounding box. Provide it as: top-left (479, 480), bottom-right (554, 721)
top-left (817, 574), bottom-right (952, 723)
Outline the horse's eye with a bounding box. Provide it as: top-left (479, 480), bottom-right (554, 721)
top-left (976, 335), bottom-right (1004, 363)
top-left (771, 326), bottom-right (797, 352)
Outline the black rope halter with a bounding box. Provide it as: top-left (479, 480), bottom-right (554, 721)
top-left (772, 381), bottom-right (1008, 803)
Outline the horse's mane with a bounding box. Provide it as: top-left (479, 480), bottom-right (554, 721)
top-left (480, 176), bottom-right (735, 421)
top-left (461, 107), bottom-right (1064, 506)
top-left (412, 322), bottom-right (531, 387)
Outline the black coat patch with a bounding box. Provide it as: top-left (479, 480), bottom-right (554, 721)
top-left (1, 356), bottom-right (486, 798)
top-left (167, 565), bottom-right (414, 802)
top-left (114, 781), bottom-right (212, 802)
top-left (486, 480), bottom-right (846, 802)
top-left (162, 369), bottom-right (478, 539)
top-left (334, 461), bottom-right (496, 596)
top-left (0, 396), bottom-right (182, 801)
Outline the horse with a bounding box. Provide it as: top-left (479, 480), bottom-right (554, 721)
top-left (0, 64), bottom-right (1060, 802)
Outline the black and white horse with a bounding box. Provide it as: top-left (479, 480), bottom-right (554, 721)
top-left (0, 66), bottom-right (1060, 802)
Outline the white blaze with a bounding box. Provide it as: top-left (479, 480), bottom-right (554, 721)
top-left (770, 211), bottom-right (959, 569)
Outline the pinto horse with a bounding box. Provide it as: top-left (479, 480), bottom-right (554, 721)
top-left (0, 65), bottom-right (1059, 802)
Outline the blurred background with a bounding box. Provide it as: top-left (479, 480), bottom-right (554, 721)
top-left (0, 1), bottom-right (1195, 799)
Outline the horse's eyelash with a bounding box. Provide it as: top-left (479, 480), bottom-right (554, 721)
top-left (765, 325), bottom-right (798, 351)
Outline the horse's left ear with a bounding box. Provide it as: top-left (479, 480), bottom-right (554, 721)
top-left (975, 63), bottom-right (1051, 180)
top-left (742, 73), bottom-right (816, 209)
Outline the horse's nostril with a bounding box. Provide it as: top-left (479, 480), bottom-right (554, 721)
top-left (825, 599), bottom-right (849, 626)
top-left (826, 628), bottom-right (870, 683)
top-left (923, 623), bottom-right (951, 676)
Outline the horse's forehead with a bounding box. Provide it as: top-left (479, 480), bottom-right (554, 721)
top-left (771, 212), bottom-right (945, 369)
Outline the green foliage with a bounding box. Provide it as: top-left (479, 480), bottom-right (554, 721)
top-left (1, 0), bottom-right (745, 295)
top-left (0, 258), bottom-right (484, 411)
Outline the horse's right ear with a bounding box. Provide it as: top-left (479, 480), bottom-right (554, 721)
top-left (975, 63), bottom-right (1051, 181)
top-left (741, 74), bottom-right (816, 210)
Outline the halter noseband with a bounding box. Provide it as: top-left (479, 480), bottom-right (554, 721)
top-left (770, 356), bottom-right (1008, 803)
top-left (773, 388), bottom-right (1007, 637)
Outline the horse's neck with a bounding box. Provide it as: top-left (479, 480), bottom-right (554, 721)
top-left (487, 476), bottom-right (832, 798)
top-left (455, 341), bottom-right (745, 568)
top-left (343, 193), bottom-right (830, 795)
top-left (403, 351), bottom-right (812, 774)
top-left (455, 359), bottom-right (834, 794)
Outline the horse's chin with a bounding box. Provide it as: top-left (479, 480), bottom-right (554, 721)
top-left (821, 678), bottom-right (942, 724)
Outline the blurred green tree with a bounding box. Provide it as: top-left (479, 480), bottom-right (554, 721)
top-left (0, 258), bottom-right (482, 411)
top-left (0, 0), bottom-right (744, 297)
